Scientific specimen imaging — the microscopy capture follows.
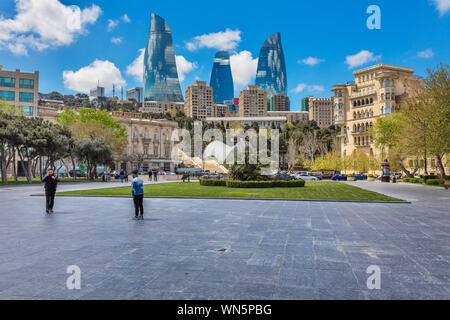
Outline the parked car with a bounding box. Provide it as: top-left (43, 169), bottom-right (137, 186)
top-left (274, 173), bottom-right (294, 181)
top-left (319, 174), bottom-right (334, 180)
top-left (354, 174), bottom-right (368, 181)
top-left (202, 173), bottom-right (223, 180)
top-left (391, 173), bottom-right (402, 180)
top-left (291, 173), bottom-right (320, 181)
top-left (331, 175), bottom-right (347, 181)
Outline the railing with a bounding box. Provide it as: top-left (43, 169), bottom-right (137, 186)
top-left (351, 89), bottom-right (375, 98)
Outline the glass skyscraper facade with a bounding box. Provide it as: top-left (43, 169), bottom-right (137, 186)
top-left (209, 51), bottom-right (234, 104)
top-left (255, 32), bottom-right (287, 98)
top-left (143, 13), bottom-right (184, 102)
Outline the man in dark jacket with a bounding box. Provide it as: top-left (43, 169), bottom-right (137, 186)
top-left (43, 169), bottom-right (59, 214)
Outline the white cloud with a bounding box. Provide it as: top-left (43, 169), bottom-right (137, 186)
top-left (122, 14), bottom-right (131, 23)
top-left (63, 59), bottom-right (126, 94)
top-left (125, 49), bottom-right (197, 83)
top-left (186, 29), bottom-right (241, 51)
top-left (107, 19), bottom-right (119, 32)
top-left (432, 0), bottom-right (450, 16)
top-left (175, 56), bottom-right (198, 82)
top-left (230, 51), bottom-right (258, 90)
top-left (126, 48), bottom-right (145, 82)
top-left (345, 50), bottom-right (380, 69)
top-left (291, 84), bottom-right (324, 94)
top-left (111, 37), bottom-right (122, 44)
top-left (299, 57), bottom-right (325, 66)
top-left (417, 48), bottom-right (434, 59)
top-left (0, 0), bottom-right (101, 55)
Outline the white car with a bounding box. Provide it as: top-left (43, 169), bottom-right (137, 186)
top-left (291, 174), bottom-right (320, 181)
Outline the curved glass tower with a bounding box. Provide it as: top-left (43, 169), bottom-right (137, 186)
top-left (209, 51), bottom-right (234, 104)
top-left (143, 13), bottom-right (184, 102)
top-left (255, 32), bottom-right (287, 97)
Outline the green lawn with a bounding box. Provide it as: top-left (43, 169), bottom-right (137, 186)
top-left (1, 177), bottom-right (101, 186)
top-left (57, 181), bottom-right (404, 202)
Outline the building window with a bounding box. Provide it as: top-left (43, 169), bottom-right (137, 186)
top-left (0, 90), bottom-right (15, 101)
top-left (19, 79), bottom-right (34, 89)
top-left (23, 106), bottom-right (33, 116)
top-left (144, 146), bottom-right (148, 156)
top-left (19, 92), bottom-right (34, 102)
top-left (0, 77), bottom-right (15, 87)
top-left (133, 129), bottom-right (138, 139)
top-left (153, 146), bottom-right (158, 157)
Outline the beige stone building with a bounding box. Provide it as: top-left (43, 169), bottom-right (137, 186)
top-left (111, 112), bottom-right (178, 172)
top-left (331, 63), bottom-right (424, 158)
top-left (0, 65), bottom-right (39, 116)
top-left (140, 100), bottom-right (184, 114)
top-left (184, 81), bottom-right (228, 119)
top-left (267, 111), bottom-right (309, 123)
top-left (238, 85), bottom-right (267, 117)
top-left (306, 96), bottom-right (334, 128)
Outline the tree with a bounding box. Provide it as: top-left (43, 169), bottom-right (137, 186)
top-left (57, 108), bottom-right (127, 153)
top-left (74, 138), bottom-right (113, 179)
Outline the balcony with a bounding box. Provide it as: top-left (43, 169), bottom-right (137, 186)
top-left (350, 88), bottom-right (375, 99)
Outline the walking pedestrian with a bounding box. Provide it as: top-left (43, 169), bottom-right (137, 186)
top-left (120, 169), bottom-right (125, 183)
top-left (42, 169), bottom-right (59, 214)
top-left (148, 170), bottom-right (153, 182)
top-left (153, 169), bottom-right (158, 182)
top-left (125, 170), bottom-right (129, 182)
top-left (131, 170), bottom-right (144, 220)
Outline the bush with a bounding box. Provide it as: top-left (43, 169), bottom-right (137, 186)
top-left (368, 174), bottom-right (374, 178)
top-left (226, 179), bottom-right (305, 188)
top-left (426, 179), bottom-right (445, 186)
top-left (347, 173), bottom-right (354, 177)
top-left (199, 179), bottom-right (227, 186)
top-left (403, 178), bottom-right (422, 184)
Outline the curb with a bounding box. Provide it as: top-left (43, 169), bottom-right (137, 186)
top-left (31, 194), bottom-right (409, 204)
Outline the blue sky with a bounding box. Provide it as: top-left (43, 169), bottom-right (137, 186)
top-left (0, 0), bottom-right (449, 110)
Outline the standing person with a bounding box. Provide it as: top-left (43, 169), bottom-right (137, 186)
top-left (153, 169), bottom-right (158, 182)
top-left (120, 169), bottom-right (125, 183)
top-left (125, 170), bottom-right (129, 182)
top-left (131, 170), bottom-right (144, 220)
top-left (148, 170), bottom-right (153, 182)
top-left (42, 169), bottom-right (59, 214)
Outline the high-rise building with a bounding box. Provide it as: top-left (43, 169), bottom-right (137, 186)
top-left (210, 51), bottom-right (234, 104)
top-left (238, 85), bottom-right (267, 117)
top-left (143, 13), bottom-right (184, 102)
top-left (301, 97), bottom-right (310, 112)
top-left (331, 63), bottom-right (424, 158)
top-left (255, 32), bottom-right (287, 98)
top-left (0, 65), bottom-right (39, 116)
top-left (127, 87), bottom-right (144, 103)
top-left (184, 81), bottom-right (214, 119)
top-left (307, 96), bottom-right (335, 128)
top-left (90, 86), bottom-right (105, 99)
top-left (268, 93), bottom-right (290, 111)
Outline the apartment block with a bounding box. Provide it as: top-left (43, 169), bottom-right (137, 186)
top-left (331, 63), bottom-right (424, 158)
top-left (306, 96), bottom-right (334, 128)
top-left (238, 85), bottom-right (267, 117)
top-left (0, 65), bottom-right (39, 116)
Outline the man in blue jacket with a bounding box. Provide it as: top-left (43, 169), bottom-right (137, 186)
top-left (131, 170), bottom-right (144, 220)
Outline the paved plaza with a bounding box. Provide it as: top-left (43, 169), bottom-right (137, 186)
top-left (0, 181), bottom-right (449, 300)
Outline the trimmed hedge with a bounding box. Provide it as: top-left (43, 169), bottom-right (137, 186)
top-left (226, 180), bottom-right (305, 188)
top-left (403, 178), bottom-right (422, 184)
top-left (199, 179), bottom-right (227, 186)
top-left (425, 179), bottom-right (446, 186)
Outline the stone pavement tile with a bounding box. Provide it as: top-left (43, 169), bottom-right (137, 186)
top-left (315, 269), bottom-right (359, 290)
top-left (315, 259), bottom-right (353, 271)
top-left (281, 255), bottom-right (315, 269)
top-left (317, 288), bottom-right (365, 300)
top-left (277, 268), bottom-right (315, 288)
top-left (273, 286), bottom-right (315, 300)
top-left (229, 282), bottom-right (275, 299)
top-left (247, 253), bottom-right (283, 268)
